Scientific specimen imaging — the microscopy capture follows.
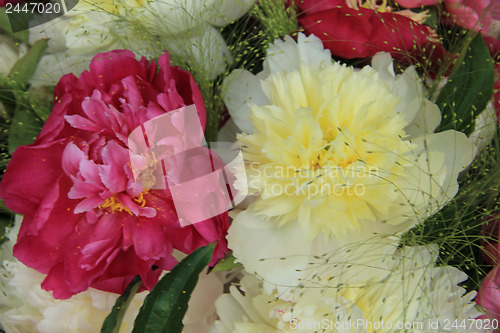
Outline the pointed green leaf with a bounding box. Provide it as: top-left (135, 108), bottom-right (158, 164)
top-left (9, 39), bottom-right (48, 90)
top-left (435, 34), bottom-right (494, 135)
top-left (101, 276), bottom-right (143, 333)
top-left (132, 243), bottom-right (215, 333)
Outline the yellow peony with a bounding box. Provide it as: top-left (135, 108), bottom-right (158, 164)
top-left (226, 34), bottom-right (476, 239)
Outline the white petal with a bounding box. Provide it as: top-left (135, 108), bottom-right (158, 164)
top-left (371, 53), bottom-right (441, 135)
top-left (206, 0), bottom-right (256, 26)
top-left (404, 98), bottom-right (442, 137)
top-left (164, 24), bottom-right (232, 80)
top-left (213, 294), bottom-right (248, 333)
top-left (227, 210), bottom-right (331, 293)
top-left (371, 52), bottom-right (395, 81)
top-left (263, 33), bottom-right (332, 75)
top-left (141, 0), bottom-right (207, 34)
top-left (183, 268), bottom-right (226, 333)
top-left (223, 69), bottom-right (269, 134)
top-left (228, 210), bottom-right (398, 294)
top-left (143, 0), bottom-right (254, 34)
top-left (394, 130), bottom-right (476, 223)
top-left (423, 130), bottom-right (476, 193)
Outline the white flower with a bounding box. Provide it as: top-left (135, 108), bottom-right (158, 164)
top-left (213, 246), bottom-right (482, 333)
top-left (182, 268), bottom-right (226, 333)
top-left (0, 217), bottom-right (225, 333)
top-left (224, 33), bottom-right (476, 291)
top-left (0, 260), bottom-right (145, 333)
top-left (227, 209), bottom-right (398, 294)
top-left (29, 0), bottom-right (255, 85)
top-left (224, 33), bottom-right (475, 238)
top-left (220, 33), bottom-right (332, 136)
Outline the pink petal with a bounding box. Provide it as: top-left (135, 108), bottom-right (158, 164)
top-left (132, 221), bottom-right (168, 261)
top-left (74, 196), bottom-right (105, 214)
top-left (64, 115), bottom-right (105, 132)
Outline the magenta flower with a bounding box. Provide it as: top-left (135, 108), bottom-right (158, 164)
top-left (476, 266), bottom-right (500, 322)
top-left (0, 50), bottom-right (229, 299)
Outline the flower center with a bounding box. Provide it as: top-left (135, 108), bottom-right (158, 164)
top-left (99, 192), bottom-right (147, 215)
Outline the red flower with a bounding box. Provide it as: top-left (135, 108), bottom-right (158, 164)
top-left (0, 50), bottom-right (229, 299)
top-left (296, 0), bottom-right (448, 70)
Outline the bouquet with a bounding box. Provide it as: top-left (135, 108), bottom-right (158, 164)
top-left (0, 0), bottom-right (498, 332)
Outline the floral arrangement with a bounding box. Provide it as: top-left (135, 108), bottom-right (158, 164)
top-left (0, 0), bottom-right (498, 332)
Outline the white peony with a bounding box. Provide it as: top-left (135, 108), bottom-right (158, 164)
top-left (227, 209), bottom-right (398, 294)
top-left (0, 217), bottom-right (225, 333)
top-left (223, 34), bottom-right (476, 289)
top-left (213, 246), bottom-right (482, 333)
top-left (29, 0), bottom-right (255, 85)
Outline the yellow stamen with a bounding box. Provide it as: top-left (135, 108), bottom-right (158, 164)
top-left (346, 0), bottom-right (390, 12)
top-left (99, 192), bottom-right (148, 215)
top-left (133, 191), bottom-right (147, 207)
top-left (99, 196), bottom-right (132, 214)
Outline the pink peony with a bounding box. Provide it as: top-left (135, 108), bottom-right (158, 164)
top-left (394, 0), bottom-right (498, 33)
top-left (476, 266), bottom-right (500, 323)
top-left (0, 50), bottom-right (229, 299)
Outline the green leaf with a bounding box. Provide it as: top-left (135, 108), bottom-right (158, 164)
top-left (8, 106), bottom-right (43, 153)
top-left (9, 39), bottom-right (48, 90)
top-left (211, 251), bottom-right (241, 272)
top-left (435, 34), bottom-right (494, 135)
top-left (101, 276), bottom-right (143, 333)
top-left (0, 8), bottom-right (30, 43)
top-left (132, 243), bottom-right (215, 333)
